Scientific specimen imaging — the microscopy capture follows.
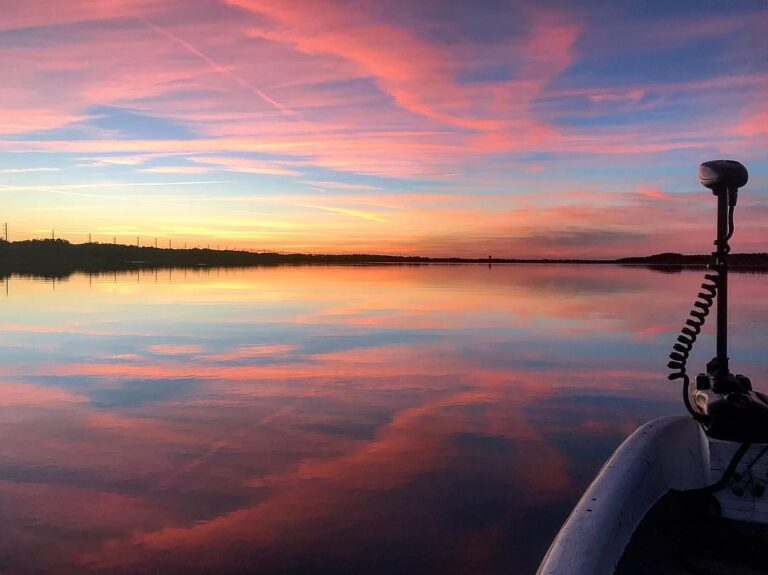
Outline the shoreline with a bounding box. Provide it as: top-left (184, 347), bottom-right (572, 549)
top-left (3, 240), bottom-right (768, 278)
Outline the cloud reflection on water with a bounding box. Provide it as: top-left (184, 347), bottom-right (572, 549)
top-left (0, 265), bottom-right (767, 574)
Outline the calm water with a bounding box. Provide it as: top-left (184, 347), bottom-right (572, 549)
top-left (2, 264), bottom-right (768, 574)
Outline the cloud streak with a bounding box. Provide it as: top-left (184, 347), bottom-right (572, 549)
top-left (136, 16), bottom-right (297, 117)
top-left (300, 203), bottom-right (388, 223)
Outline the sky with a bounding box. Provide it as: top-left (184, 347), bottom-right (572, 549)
top-left (1, 0), bottom-right (767, 258)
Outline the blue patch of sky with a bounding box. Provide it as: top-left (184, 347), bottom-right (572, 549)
top-left (86, 106), bottom-right (198, 140)
top-left (0, 152), bottom-right (69, 173)
top-left (563, 40), bottom-right (741, 88)
top-left (295, 164), bottom-right (438, 191)
top-left (486, 148), bottom-right (731, 192)
top-left (616, 0), bottom-right (766, 16)
top-left (451, 153), bottom-right (699, 196)
top-left (6, 106), bottom-right (200, 142)
top-left (5, 123), bottom-right (96, 143)
top-left (515, 152), bottom-right (560, 163)
top-left (457, 63), bottom-right (517, 85)
top-left (535, 97), bottom-right (706, 128)
top-left (387, 0), bottom-right (528, 44)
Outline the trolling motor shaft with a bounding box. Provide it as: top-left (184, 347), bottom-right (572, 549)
top-left (699, 160), bottom-right (748, 392)
top-left (686, 160), bottom-right (768, 443)
top-left (667, 160), bottom-right (768, 441)
top-left (715, 177), bottom-right (730, 378)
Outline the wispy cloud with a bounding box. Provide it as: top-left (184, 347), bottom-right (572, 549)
top-left (187, 155), bottom-right (303, 176)
top-left (0, 181), bottom-right (234, 191)
top-left (139, 166), bottom-right (213, 174)
top-left (77, 154), bottom-right (177, 167)
top-left (300, 204), bottom-right (388, 223)
top-left (0, 167), bottom-right (59, 174)
top-left (301, 180), bottom-right (380, 191)
top-left (0, 181), bottom-right (235, 210)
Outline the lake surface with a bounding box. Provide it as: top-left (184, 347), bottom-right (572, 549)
top-left (1, 264), bottom-right (767, 574)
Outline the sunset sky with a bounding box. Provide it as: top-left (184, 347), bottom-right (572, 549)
top-left (2, 0), bottom-right (767, 257)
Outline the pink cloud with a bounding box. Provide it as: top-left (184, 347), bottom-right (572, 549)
top-left (0, 0), bottom-right (162, 32)
top-left (231, 0), bottom-right (581, 145)
top-left (637, 185), bottom-right (670, 200)
top-left (146, 344), bottom-right (205, 355)
top-left (235, 0), bottom-right (490, 128)
top-left (734, 111), bottom-right (768, 137)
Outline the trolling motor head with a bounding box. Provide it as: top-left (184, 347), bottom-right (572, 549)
top-left (699, 160), bottom-right (749, 191)
top-left (684, 160), bottom-right (768, 442)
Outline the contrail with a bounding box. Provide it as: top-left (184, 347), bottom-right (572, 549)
top-left (37, 189), bottom-right (189, 208)
top-left (0, 181), bottom-right (234, 209)
top-left (300, 203), bottom-right (387, 223)
top-left (136, 16), bottom-right (297, 118)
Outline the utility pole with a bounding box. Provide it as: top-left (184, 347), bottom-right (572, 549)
top-left (113, 236), bottom-right (116, 245)
top-left (168, 239), bottom-right (172, 249)
top-left (3, 222), bottom-right (7, 242)
top-left (154, 237), bottom-right (158, 249)
top-left (88, 233), bottom-right (92, 243)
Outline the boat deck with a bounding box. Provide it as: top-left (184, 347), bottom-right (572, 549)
top-left (711, 441), bottom-right (768, 524)
top-left (616, 441), bottom-right (768, 574)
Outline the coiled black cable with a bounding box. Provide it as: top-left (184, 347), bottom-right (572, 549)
top-left (667, 201), bottom-right (735, 418)
top-left (667, 272), bottom-right (720, 417)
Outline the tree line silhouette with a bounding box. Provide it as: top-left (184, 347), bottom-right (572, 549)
top-left (2, 239), bottom-right (768, 279)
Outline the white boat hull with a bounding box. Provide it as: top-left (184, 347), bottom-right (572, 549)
top-left (537, 416), bottom-right (710, 575)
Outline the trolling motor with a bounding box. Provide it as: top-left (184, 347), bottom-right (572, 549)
top-left (668, 160), bottom-right (768, 443)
